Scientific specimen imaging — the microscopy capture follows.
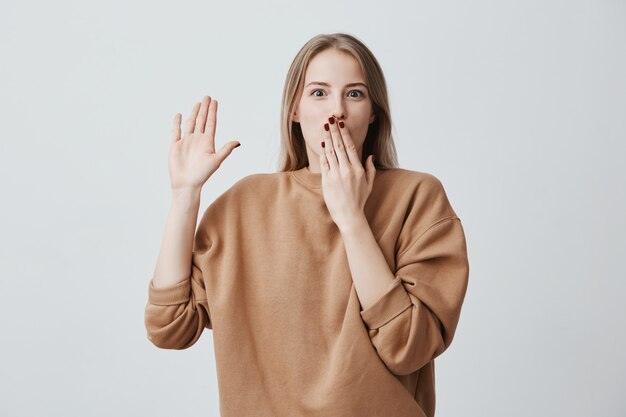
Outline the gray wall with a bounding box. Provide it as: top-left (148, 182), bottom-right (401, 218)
top-left (1, 0), bottom-right (624, 416)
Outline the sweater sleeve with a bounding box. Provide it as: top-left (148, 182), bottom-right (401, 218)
top-left (144, 209), bottom-right (213, 350)
top-left (359, 180), bottom-right (469, 376)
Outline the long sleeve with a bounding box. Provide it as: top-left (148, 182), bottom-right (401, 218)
top-left (359, 177), bottom-right (469, 376)
top-left (144, 210), bottom-right (213, 350)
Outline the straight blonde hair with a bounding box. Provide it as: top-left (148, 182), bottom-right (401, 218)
top-left (278, 33), bottom-right (399, 172)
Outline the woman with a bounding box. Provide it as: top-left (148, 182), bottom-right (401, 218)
top-left (145, 32), bottom-right (469, 417)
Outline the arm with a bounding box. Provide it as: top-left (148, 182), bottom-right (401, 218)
top-left (340, 215), bottom-right (396, 311)
top-left (341, 175), bottom-right (469, 376)
top-left (144, 95), bottom-right (239, 349)
top-left (152, 188), bottom-right (201, 289)
top-left (356, 217), bottom-right (469, 376)
top-left (144, 187), bottom-right (213, 350)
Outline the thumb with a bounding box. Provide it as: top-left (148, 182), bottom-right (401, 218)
top-left (365, 154), bottom-right (376, 185)
top-left (215, 141), bottom-right (241, 164)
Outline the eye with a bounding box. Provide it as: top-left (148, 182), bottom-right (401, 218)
top-left (310, 89), bottom-right (366, 98)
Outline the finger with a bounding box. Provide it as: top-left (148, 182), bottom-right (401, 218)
top-left (337, 120), bottom-right (361, 168)
top-left (184, 101), bottom-right (201, 137)
top-left (327, 116), bottom-right (351, 170)
top-left (172, 113), bottom-right (182, 143)
top-left (323, 122), bottom-right (339, 172)
top-left (365, 154), bottom-right (376, 186)
top-left (319, 143), bottom-right (330, 178)
top-left (214, 141), bottom-right (241, 165)
top-left (194, 96), bottom-right (211, 134)
top-left (204, 99), bottom-right (218, 148)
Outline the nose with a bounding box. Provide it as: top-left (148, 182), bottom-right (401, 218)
top-left (330, 97), bottom-right (346, 120)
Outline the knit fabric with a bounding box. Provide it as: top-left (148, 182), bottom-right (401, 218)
top-left (145, 166), bottom-right (469, 417)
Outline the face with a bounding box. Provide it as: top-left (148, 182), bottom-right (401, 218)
top-left (292, 48), bottom-right (376, 167)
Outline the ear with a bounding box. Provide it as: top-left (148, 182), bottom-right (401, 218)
top-left (369, 111), bottom-right (376, 124)
top-left (292, 105), bottom-right (300, 123)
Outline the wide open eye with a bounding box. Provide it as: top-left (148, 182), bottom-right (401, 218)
top-left (310, 89), bottom-right (365, 98)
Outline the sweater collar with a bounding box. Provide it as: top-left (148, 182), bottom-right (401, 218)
top-left (291, 166), bottom-right (322, 189)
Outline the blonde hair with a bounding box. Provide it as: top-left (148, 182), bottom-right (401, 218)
top-left (277, 32), bottom-right (399, 172)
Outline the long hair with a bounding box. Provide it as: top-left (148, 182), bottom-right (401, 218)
top-left (277, 32), bottom-right (399, 172)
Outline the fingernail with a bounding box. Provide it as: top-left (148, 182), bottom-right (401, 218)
top-left (324, 123), bottom-right (329, 131)
top-left (235, 143), bottom-right (241, 148)
top-left (328, 117), bottom-right (335, 125)
top-left (339, 121), bottom-right (344, 128)
top-left (321, 141), bottom-right (325, 148)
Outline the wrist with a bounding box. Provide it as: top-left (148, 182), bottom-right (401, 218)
top-left (338, 214), bottom-right (369, 236)
top-left (171, 186), bottom-right (202, 203)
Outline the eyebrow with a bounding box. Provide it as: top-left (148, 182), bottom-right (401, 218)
top-left (305, 81), bottom-right (369, 89)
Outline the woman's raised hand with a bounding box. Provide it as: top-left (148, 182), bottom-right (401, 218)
top-left (169, 95), bottom-right (240, 191)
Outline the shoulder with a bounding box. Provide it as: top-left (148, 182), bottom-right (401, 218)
top-left (235, 171), bottom-right (282, 188)
top-left (202, 171), bottom-right (283, 213)
top-left (376, 167), bottom-right (449, 202)
top-left (212, 171), bottom-right (278, 195)
top-left (376, 166), bottom-right (458, 231)
top-left (225, 171), bottom-right (285, 199)
top-left (196, 172), bottom-right (277, 239)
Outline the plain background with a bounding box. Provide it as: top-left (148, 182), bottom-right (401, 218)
top-left (1, 0), bottom-right (625, 416)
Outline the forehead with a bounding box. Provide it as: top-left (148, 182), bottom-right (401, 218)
top-left (304, 48), bottom-right (365, 82)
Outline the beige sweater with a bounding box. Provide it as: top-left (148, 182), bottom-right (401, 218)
top-left (144, 166), bottom-right (469, 417)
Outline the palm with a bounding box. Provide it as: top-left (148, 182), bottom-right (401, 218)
top-left (169, 131), bottom-right (220, 190)
top-left (168, 96), bottom-right (239, 191)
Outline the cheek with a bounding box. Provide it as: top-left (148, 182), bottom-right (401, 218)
top-left (299, 102), bottom-right (324, 124)
top-left (352, 117), bottom-right (372, 144)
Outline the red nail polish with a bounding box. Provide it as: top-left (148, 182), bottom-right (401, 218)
top-left (328, 117), bottom-right (335, 125)
top-left (324, 123), bottom-right (329, 131)
top-left (321, 141), bottom-right (325, 148)
top-left (339, 121), bottom-right (344, 128)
